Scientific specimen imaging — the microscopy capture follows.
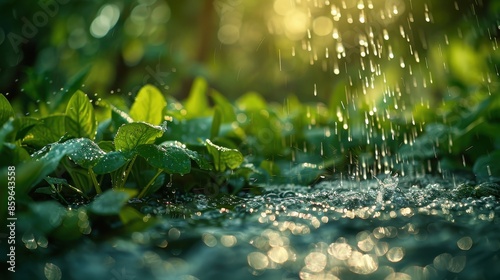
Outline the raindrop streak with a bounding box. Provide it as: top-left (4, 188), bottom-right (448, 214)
top-left (278, 49), bottom-right (282, 71)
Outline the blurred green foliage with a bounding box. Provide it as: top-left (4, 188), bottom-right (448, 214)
top-left (0, 0), bottom-right (498, 104)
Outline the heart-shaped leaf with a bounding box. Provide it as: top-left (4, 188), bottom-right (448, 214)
top-left (130, 84), bottom-right (166, 125)
top-left (65, 90), bottom-right (97, 140)
top-left (137, 144), bottom-right (191, 174)
top-left (205, 139), bottom-right (243, 171)
top-left (114, 122), bottom-right (163, 152)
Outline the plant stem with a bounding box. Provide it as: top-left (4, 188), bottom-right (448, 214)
top-left (137, 169), bottom-right (163, 199)
top-left (88, 168), bottom-right (102, 194)
top-left (115, 155), bottom-right (136, 189)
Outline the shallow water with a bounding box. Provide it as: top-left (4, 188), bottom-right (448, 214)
top-left (16, 176), bottom-right (500, 280)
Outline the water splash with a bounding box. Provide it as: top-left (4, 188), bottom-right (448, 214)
top-left (374, 173), bottom-right (399, 204)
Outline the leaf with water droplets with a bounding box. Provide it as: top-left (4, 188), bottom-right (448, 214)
top-left (32, 138), bottom-right (104, 176)
top-left (65, 138), bottom-right (106, 168)
top-left (32, 144), bottom-right (72, 173)
top-left (130, 84), bottom-right (166, 125)
top-left (93, 151), bottom-right (131, 174)
top-left (89, 189), bottom-right (135, 215)
top-left (65, 90), bottom-right (97, 140)
top-left (114, 122), bottom-right (163, 152)
top-left (205, 139), bottom-right (243, 171)
top-left (184, 148), bottom-right (212, 170)
top-left (136, 144), bottom-right (191, 174)
top-left (162, 141), bottom-right (212, 170)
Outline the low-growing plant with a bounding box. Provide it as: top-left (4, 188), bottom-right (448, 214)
top-left (1, 74), bottom-right (499, 242)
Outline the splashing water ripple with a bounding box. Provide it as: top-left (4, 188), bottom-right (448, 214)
top-left (132, 175), bottom-right (499, 280)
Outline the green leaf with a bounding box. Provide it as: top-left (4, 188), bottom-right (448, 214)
top-left (14, 117), bottom-right (39, 140)
top-left (0, 142), bottom-right (31, 166)
top-left (89, 189), bottom-right (135, 215)
top-left (130, 84), bottom-right (167, 125)
top-left (97, 140), bottom-right (115, 152)
top-left (0, 119), bottom-right (14, 150)
top-left (165, 117), bottom-right (212, 145)
top-left (236, 91), bottom-right (267, 111)
top-left (162, 141), bottom-right (212, 170)
top-left (184, 149), bottom-right (212, 170)
top-left (137, 144), bottom-right (191, 174)
top-left (185, 77), bottom-right (211, 118)
top-left (119, 206), bottom-right (155, 232)
top-left (0, 94), bottom-right (14, 125)
top-left (211, 106), bottom-right (222, 139)
top-left (65, 138), bottom-right (105, 168)
top-left (473, 150), bottom-right (500, 182)
top-left (114, 122), bottom-right (164, 152)
top-left (23, 115), bottom-right (68, 148)
top-left (31, 138), bottom-right (104, 180)
top-left (205, 139), bottom-right (243, 171)
top-left (93, 151), bottom-right (131, 174)
top-left (32, 144), bottom-right (70, 173)
top-left (210, 90), bottom-right (237, 123)
top-left (65, 90), bottom-right (97, 139)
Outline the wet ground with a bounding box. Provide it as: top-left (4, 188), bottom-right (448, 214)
top-left (16, 175), bottom-right (500, 279)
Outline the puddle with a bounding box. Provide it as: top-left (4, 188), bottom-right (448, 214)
top-left (15, 176), bottom-right (500, 279)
